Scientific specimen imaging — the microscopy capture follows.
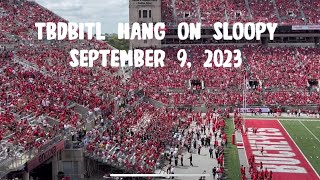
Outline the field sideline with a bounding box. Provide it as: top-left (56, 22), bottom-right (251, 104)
top-left (224, 118), bottom-right (241, 180)
top-left (241, 116), bottom-right (320, 176)
top-left (243, 115), bottom-right (320, 121)
top-left (280, 120), bottom-right (320, 175)
top-left (241, 118), bottom-right (320, 179)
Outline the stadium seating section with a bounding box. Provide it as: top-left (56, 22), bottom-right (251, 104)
top-left (0, 0), bottom-right (319, 176)
top-left (162, 0), bottom-right (320, 25)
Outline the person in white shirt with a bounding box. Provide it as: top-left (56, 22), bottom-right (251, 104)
top-left (45, 98), bottom-right (50, 107)
top-left (100, 118), bottom-right (104, 126)
top-left (43, 119), bottom-right (48, 128)
top-left (94, 107), bottom-right (100, 115)
top-left (170, 147), bottom-right (174, 155)
top-left (88, 110), bottom-right (93, 120)
top-left (41, 99), bottom-right (46, 107)
top-left (173, 150), bottom-right (177, 158)
top-left (174, 147), bottom-right (178, 152)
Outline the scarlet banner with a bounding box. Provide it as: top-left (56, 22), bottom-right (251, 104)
top-left (27, 140), bottom-right (65, 172)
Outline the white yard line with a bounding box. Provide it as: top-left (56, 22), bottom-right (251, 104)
top-left (299, 120), bottom-right (320, 144)
top-left (244, 118), bottom-right (320, 122)
top-left (278, 120), bottom-right (320, 179)
top-left (283, 119), bottom-right (320, 122)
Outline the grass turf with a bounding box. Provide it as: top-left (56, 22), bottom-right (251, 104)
top-left (224, 118), bottom-right (241, 179)
top-left (280, 120), bottom-right (320, 175)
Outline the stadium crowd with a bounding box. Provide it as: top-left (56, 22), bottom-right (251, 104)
top-left (85, 103), bottom-right (188, 173)
top-left (0, 0), bottom-right (319, 179)
top-left (0, 1), bottom-right (120, 172)
top-left (131, 45), bottom-right (319, 107)
top-left (162, 0), bottom-right (320, 25)
top-left (300, 0), bottom-right (320, 24)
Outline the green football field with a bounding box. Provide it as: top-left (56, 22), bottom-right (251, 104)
top-left (224, 118), bottom-right (241, 180)
top-left (280, 120), bottom-right (320, 175)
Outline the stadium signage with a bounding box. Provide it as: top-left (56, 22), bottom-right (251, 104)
top-left (26, 140), bottom-right (65, 171)
top-left (131, 0), bottom-right (158, 5)
top-left (292, 25), bottom-right (320, 30)
top-left (239, 107), bottom-right (270, 113)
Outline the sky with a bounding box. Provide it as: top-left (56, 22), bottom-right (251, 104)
top-left (36, 0), bottom-right (129, 34)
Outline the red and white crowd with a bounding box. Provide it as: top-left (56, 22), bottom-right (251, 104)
top-left (0, 1), bottom-right (119, 168)
top-left (161, 0), bottom-right (320, 25)
top-left (0, 0), bottom-right (319, 178)
top-left (85, 103), bottom-right (189, 173)
top-left (133, 45), bottom-right (319, 107)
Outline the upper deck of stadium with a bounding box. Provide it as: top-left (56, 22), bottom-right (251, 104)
top-left (162, 0), bottom-right (320, 26)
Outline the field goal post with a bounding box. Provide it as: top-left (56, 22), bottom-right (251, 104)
top-left (242, 74), bottom-right (247, 132)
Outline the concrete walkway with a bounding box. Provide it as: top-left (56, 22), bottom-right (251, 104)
top-left (158, 115), bottom-right (221, 180)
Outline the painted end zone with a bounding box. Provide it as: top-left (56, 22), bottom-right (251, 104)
top-left (242, 119), bottom-right (319, 180)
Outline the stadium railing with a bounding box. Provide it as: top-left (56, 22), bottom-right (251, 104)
top-left (0, 135), bottom-right (63, 178)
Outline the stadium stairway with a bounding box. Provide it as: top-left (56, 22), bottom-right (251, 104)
top-left (13, 55), bottom-right (53, 77)
top-left (1, 31), bottom-right (17, 42)
top-left (244, 0), bottom-right (253, 20)
top-left (171, 0), bottom-right (178, 23)
top-left (195, 0), bottom-right (201, 23)
top-left (225, 4), bottom-right (230, 23)
top-left (296, 0), bottom-right (307, 23)
top-left (271, 0), bottom-right (282, 22)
